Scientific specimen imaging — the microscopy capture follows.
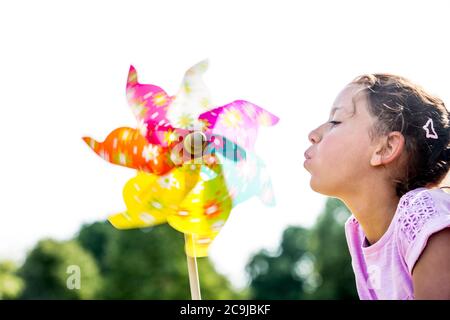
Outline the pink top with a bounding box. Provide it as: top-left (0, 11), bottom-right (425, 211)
top-left (345, 187), bottom-right (450, 300)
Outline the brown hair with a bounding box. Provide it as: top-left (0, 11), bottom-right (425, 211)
top-left (352, 74), bottom-right (450, 197)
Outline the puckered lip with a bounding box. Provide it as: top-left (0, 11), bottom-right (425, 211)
top-left (304, 150), bottom-right (313, 160)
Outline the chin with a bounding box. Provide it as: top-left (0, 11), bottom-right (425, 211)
top-left (309, 177), bottom-right (338, 198)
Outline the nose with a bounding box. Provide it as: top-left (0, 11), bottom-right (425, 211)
top-left (308, 128), bottom-right (321, 144)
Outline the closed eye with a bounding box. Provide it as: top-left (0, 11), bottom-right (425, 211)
top-left (329, 121), bottom-right (341, 126)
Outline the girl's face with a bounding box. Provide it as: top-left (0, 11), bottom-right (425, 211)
top-left (304, 84), bottom-right (378, 198)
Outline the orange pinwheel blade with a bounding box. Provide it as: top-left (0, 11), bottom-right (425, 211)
top-left (82, 127), bottom-right (174, 175)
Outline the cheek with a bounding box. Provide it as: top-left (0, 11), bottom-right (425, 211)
top-left (317, 131), bottom-right (350, 160)
top-left (315, 129), bottom-right (371, 172)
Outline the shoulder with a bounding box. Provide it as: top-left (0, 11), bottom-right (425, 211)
top-left (412, 227), bottom-right (450, 299)
top-left (396, 187), bottom-right (450, 243)
top-left (395, 187), bottom-right (450, 273)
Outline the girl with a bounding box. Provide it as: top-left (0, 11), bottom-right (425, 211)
top-left (304, 74), bottom-right (450, 300)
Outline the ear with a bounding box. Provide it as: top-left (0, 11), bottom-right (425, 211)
top-left (127, 65), bottom-right (138, 87)
top-left (370, 131), bottom-right (405, 166)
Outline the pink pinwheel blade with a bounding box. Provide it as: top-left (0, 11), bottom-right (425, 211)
top-left (198, 100), bottom-right (279, 150)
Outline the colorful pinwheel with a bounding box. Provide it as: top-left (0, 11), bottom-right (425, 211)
top-left (83, 60), bottom-right (279, 298)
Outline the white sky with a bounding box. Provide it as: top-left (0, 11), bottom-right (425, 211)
top-left (1, 0), bottom-right (450, 288)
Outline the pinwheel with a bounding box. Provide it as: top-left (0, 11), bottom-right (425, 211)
top-left (83, 60), bottom-right (279, 299)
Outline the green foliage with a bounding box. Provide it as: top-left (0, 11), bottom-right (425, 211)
top-left (246, 227), bottom-right (310, 299)
top-left (76, 222), bottom-right (245, 299)
top-left (0, 261), bottom-right (24, 299)
top-left (308, 198), bottom-right (357, 299)
top-left (77, 221), bottom-right (118, 274)
top-left (19, 239), bottom-right (101, 299)
top-left (247, 198), bottom-right (358, 299)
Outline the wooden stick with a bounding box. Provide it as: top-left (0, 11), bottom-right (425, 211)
top-left (185, 233), bottom-right (202, 300)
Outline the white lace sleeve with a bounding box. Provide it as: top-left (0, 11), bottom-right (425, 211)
top-left (396, 188), bottom-right (450, 273)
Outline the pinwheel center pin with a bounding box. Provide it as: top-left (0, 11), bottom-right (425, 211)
top-left (183, 131), bottom-right (207, 158)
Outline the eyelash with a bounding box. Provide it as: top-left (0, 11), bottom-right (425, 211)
top-left (329, 121), bottom-right (341, 126)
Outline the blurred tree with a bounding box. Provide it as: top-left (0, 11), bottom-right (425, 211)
top-left (0, 261), bottom-right (24, 299)
top-left (308, 198), bottom-right (357, 299)
top-left (19, 239), bottom-right (101, 299)
top-left (246, 197), bottom-right (358, 299)
top-left (246, 227), bottom-right (310, 299)
top-left (76, 222), bottom-right (247, 299)
top-left (77, 221), bottom-right (118, 274)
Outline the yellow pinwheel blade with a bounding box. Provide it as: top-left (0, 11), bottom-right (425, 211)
top-left (108, 161), bottom-right (233, 257)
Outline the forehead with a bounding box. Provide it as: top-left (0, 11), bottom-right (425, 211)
top-left (329, 84), bottom-right (368, 117)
